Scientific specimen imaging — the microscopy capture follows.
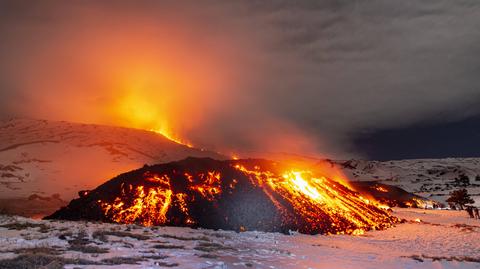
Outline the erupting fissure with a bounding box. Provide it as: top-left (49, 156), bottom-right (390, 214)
top-left (149, 127), bottom-right (193, 148)
top-left (47, 158), bottom-right (397, 235)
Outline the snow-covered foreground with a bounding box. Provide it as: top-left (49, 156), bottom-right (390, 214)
top-left (0, 208), bottom-right (479, 269)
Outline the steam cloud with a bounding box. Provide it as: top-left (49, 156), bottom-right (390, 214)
top-left (1, 0), bottom-right (480, 158)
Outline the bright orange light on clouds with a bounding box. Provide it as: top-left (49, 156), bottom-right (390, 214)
top-left (8, 4), bottom-right (328, 158)
top-left (112, 86), bottom-right (194, 147)
top-left (106, 56), bottom-right (226, 147)
top-left (92, 27), bottom-right (239, 147)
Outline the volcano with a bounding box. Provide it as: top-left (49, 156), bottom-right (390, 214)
top-left (47, 157), bottom-right (397, 235)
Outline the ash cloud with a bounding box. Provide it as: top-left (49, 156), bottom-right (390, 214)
top-left (1, 0), bottom-right (480, 159)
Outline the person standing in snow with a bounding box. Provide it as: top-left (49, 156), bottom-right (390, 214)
top-left (466, 206), bottom-right (474, 218)
top-left (474, 207), bottom-right (480, 219)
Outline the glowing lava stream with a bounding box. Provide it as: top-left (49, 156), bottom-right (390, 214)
top-left (284, 171), bottom-right (325, 202)
top-left (149, 127), bottom-right (193, 148)
top-left (234, 164), bottom-right (394, 234)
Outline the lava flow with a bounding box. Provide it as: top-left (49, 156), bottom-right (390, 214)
top-left (47, 158), bottom-right (397, 235)
top-left (149, 127), bottom-right (193, 148)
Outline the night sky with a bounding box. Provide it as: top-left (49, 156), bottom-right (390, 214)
top-left (353, 115), bottom-right (480, 161)
top-left (1, 0), bottom-right (480, 160)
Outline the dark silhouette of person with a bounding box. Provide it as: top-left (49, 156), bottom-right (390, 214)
top-left (466, 206), bottom-right (474, 218)
top-left (474, 207), bottom-right (480, 219)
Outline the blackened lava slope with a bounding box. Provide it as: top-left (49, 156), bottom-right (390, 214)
top-left (46, 157), bottom-right (396, 234)
top-left (349, 181), bottom-right (432, 208)
top-left (47, 158), bottom-right (286, 232)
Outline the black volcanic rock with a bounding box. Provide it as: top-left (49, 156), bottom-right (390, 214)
top-left (349, 181), bottom-right (433, 208)
top-left (47, 157), bottom-right (397, 234)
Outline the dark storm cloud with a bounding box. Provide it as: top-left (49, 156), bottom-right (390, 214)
top-left (241, 0), bottom-right (480, 148)
top-left (1, 0), bottom-right (480, 158)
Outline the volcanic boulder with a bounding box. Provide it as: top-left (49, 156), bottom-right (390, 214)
top-left (47, 157), bottom-right (397, 234)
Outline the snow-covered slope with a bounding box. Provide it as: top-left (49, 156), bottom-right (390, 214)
top-left (0, 118), bottom-right (225, 204)
top-left (335, 159), bottom-right (480, 205)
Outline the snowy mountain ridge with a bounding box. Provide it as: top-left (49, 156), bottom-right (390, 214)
top-left (0, 118), bottom-right (225, 203)
top-left (333, 158), bottom-right (480, 205)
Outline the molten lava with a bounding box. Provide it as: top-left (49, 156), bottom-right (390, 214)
top-left (100, 174), bottom-right (173, 226)
top-left (150, 127), bottom-right (193, 148)
top-left (234, 164), bottom-right (394, 234)
top-left (47, 158), bottom-right (397, 235)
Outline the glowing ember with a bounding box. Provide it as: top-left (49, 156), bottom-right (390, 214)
top-left (188, 171), bottom-right (222, 201)
top-left (99, 185), bottom-right (172, 226)
top-left (47, 158), bottom-right (398, 235)
top-left (374, 185), bottom-right (389, 193)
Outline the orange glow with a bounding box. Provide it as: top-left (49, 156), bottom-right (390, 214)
top-left (312, 160), bottom-right (353, 189)
top-left (374, 186), bottom-right (389, 193)
top-left (150, 127), bottom-right (193, 147)
top-left (96, 161), bottom-right (396, 234)
top-left (234, 164), bottom-right (395, 234)
top-left (377, 204), bottom-right (391, 210)
top-left (189, 171), bottom-right (222, 201)
top-left (99, 185), bottom-right (172, 226)
top-left (175, 193), bottom-right (194, 225)
top-left (352, 229), bottom-right (365, 236)
top-left (9, 4), bottom-right (334, 159)
top-left (98, 172), bottom-right (173, 226)
top-left (97, 171), bottom-right (227, 225)
top-left (84, 16), bottom-right (260, 154)
top-left (110, 79), bottom-right (196, 147)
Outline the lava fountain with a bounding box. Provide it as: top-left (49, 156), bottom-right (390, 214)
top-left (47, 158), bottom-right (397, 235)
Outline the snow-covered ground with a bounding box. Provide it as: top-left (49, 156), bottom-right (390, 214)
top-left (0, 208), bottom-right (479, 269)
